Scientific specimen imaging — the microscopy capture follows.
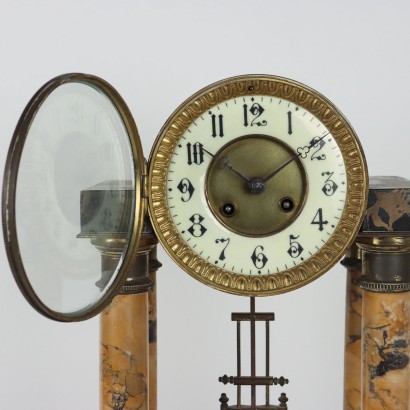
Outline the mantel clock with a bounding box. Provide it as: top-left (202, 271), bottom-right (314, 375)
top-left (2, 73), bottom-right (369, 409)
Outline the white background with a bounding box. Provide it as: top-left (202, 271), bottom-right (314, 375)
top-left (0, 1), bottom-right (409, 409)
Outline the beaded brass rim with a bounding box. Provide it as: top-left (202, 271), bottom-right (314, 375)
top-left (148, 75), bottom-right (368, 296)
top-left (355, 279), bottom-right (410, 293)
top-left (2, 73), bottom-right (145, 321)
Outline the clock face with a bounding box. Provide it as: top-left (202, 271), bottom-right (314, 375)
top-left (149, 75), bottom-right (368, 296)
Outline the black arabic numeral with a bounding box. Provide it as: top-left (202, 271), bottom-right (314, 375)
top-left (177, 178), bottom-right (195, 202)
top-left (210, 112), bottom-right (224, 137)
top-left (251, 245), bottom-right (268, 269)
top-left (243, 101), bottom-right (267, 127)
top-left (215, 238), bottom-right (230, 261)
top-left (287, 235), bottom-right (303, 258)
top-left (250, 103), bottom-right (267, 126)
top-left (187, 214), bottom-right (207, 237)
top-left (287, 111), bottom-right (293, 135)
top-left (321, 171), bottom-right (338, 196)
top-left (310, 136), bottom-right (326, 161)
top-left (243, 104), bottom-right (248, 126)
top-left (311, 208), bottom-right (328, 231)
top-left (186, 142), bottom-right (204, 165)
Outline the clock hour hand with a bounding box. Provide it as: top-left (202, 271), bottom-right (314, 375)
top-left (263, 133), bottom-right (329, 183)
top-left (202, 147), bottom-right (251, 182)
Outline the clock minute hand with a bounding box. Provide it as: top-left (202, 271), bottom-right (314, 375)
top-left (202, 147), bottom-right (251, 182)
top-left (263, 133), bottom-right (329, 183)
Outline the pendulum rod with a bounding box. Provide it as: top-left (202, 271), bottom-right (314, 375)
top-left (236, 321), bottom-right (241, 406)
top-left (266, 319), bottom-right (270, 406)
top-left (250, 297), bottom-right (256, 408)
top-left (219, 296), bottom-right (289, 409)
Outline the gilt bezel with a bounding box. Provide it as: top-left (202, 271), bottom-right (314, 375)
top-left (148, 75), bottom-right (368, 296)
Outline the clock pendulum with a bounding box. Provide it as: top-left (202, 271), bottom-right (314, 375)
top-left (2, 73), bottom-right (380, 410)
top-left (218, 297), bottom-right (289, 409)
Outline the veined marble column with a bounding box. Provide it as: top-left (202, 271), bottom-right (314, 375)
top-left (345, 176), bottom-right (410, 410)
top-left (362, 288), bottom-right (410, 409)
top-left (148, 244), bottom-right (161, 410)
top-left (99, 223), bottom-right (156, 410)
top-left (342, 243), bottom-right (363, 410)
top-left (101, 291), bottom-right (150, 410)
top-left (358, 242), bottom-right (410, 410)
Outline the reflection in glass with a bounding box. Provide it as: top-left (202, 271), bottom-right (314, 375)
top-left (15, 82), bottom-right (135, 314)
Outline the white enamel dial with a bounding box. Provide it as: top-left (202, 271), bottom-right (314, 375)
top-left (166, 95), bottom-right (346, 275)
top-left (149, 75), bottom-right (368, 296)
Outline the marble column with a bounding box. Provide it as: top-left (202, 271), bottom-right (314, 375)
top-left (148, 245), bottom-right (161, 410)
top-left (358, 241), bottom-right (410, 410)
top-left (99, 228), bottom-right (155, 410)
top-left (343, 243), bottom-right (363, 410)
top-left (346, 176), bottom-right (410, 410)
top-left (101, 292), bottom-right (149, 410)
top-left (362, 290), bottom-right (410, 410)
